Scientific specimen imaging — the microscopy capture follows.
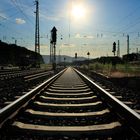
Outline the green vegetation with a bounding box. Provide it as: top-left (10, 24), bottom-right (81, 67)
top-left (88, 62), bottom-right (112, 76)
top-left (81, 62), bottom-right (140, 77)
top-left (40, 64), bottom-right (52, 70)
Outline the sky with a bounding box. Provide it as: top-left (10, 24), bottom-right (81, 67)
top-left (0, 0), bottom-right (140, 58)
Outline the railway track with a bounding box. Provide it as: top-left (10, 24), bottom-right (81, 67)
top-left (80, 69), bottom-right (140, 114)
top-left (0, 67), bottom-right (140, 139)
top-left (0, 70), bottom-right (54, 109)
top-left (0, 69), bottom-right (50, 80)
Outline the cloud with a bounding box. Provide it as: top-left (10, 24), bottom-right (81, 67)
top-left (75, 33), bottom-right (94, 39)
top-left (40, 45), bottom-right (49, 55)
top-left (75, 33), bottom-right (82, 38)
top-left (60, 43), bottom-right (75, 48)
top-left (0, 12), bottom-right (8, 20)
top-left (40, 13), bottom-right (60, 21)
top-left (15, 18), bottom-right (26, 24)
top-left (84, 35), bottom-right (94, 39)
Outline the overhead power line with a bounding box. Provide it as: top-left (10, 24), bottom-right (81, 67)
top-left (11, 0), bottom-right (34, 25)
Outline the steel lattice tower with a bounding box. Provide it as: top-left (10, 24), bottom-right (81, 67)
top-left (35, 0), bottom-right (40, 54)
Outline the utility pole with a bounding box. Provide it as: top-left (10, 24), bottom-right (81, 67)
top-left (127, 35), bottom-right (129, 55)
top-left (117, 40), bottom-right (120, 57)
top-left (35, 0), bottom-right (40, 54)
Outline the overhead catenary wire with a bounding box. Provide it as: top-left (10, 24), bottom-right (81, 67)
top-left (10, 0), bottom-right (34, 25)
top-left (0, 0), bottom-right (139, 56)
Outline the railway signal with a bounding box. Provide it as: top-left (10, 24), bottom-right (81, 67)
top-left (50, 26), bottom-right (57, 70)
top-left (87, 52), bottom-right (90, 59)
top-left (51, 27), bottom-right (57, 43)
top-left (87, 52), bottom-right (90, 71)
top-left (112, 42), bottom-right (116, 56)
top-left (87, 52), bottom-right (90, 56)
top-left (75, 53), bottom-right (77, 59)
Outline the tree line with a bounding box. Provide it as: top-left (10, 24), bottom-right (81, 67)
top-left (0, 40), bottom-right (44, 68)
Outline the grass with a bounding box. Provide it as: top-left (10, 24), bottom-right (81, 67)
top-left (40, 64), bottom-right (52, 70)
top-left (81, 62), bottom-right (140, 77)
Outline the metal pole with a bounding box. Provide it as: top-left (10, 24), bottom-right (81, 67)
top-left (54, 43), bottom-right (56, 66)
top-left (127, 35), bottom-right (129, 54)
top-left (35, 0), bottom-right (40, 54)
top-left (117, 40), bottom-right (120, 57)
top-left (50, 40), bottom-right (53, 64)
top-left (59, 50), bottom-right (61, 63)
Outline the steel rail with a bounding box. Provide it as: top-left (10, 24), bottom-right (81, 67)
top-left (0, 68), bottom-right (67, 127)
top-left (24, 71), bottom-right (53, 79)
top-left (24, 72), bottom-right (53, 82)
top-left (74, 68), bottom-right (140, 135)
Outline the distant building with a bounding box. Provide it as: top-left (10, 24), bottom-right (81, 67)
top-left (123, 53), bottom-right (140, 62)
top-left (99, 56), bottom-right (123, 64)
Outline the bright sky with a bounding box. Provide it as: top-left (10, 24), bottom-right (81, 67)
top-left (0, 0), bottom-right (140, 58)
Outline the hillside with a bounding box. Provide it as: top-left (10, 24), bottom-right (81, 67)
top-left (42, 55), bottom-right (87, 64)
top-left (0, 40), bottom-right (44, 67)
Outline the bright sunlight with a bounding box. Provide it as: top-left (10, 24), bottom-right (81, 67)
top-left (71, 4), bottom-right (86, 19)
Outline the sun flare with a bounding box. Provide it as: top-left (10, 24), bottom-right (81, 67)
top-left (71, 4), bottom-right (86, 19)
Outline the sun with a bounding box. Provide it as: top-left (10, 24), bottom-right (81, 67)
top-left (71, 4), bottom-right (86, 19)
